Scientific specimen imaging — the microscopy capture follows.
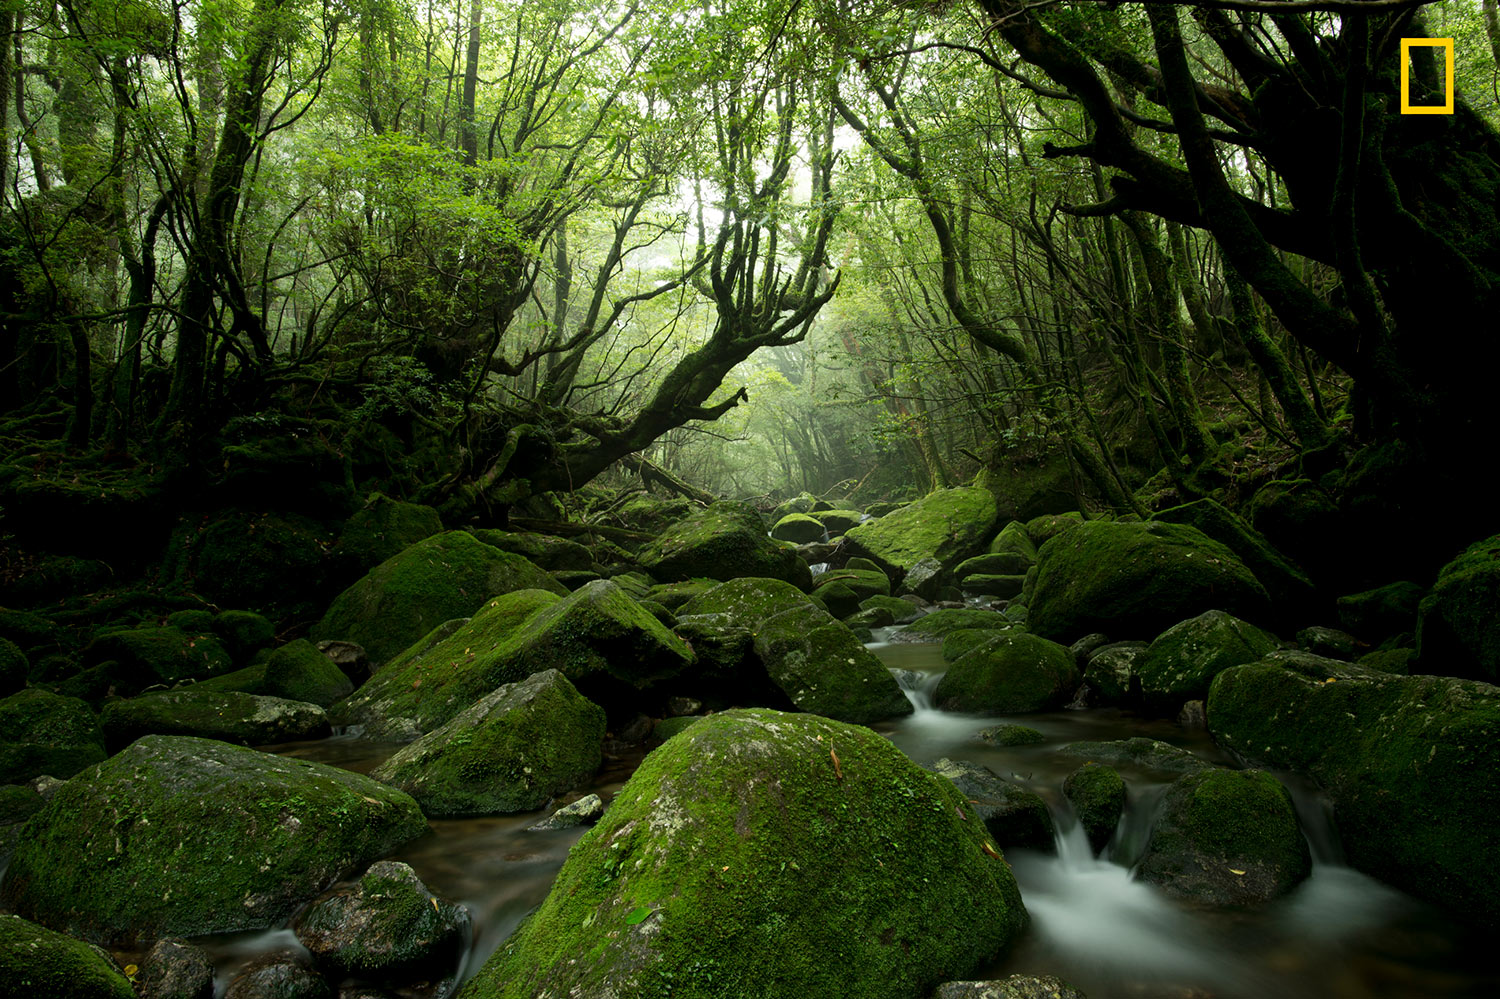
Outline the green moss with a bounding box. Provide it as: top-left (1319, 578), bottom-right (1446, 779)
top-left (1135, 610), bottom-right (1279, 713)
top-left (770, 513), bottom-right (827, 543)
top-left (0, 915), bottom-right (133, 998)
top-left (955, 553), bottom-right (1031, 580)
top-left (0, 688), bottom-right (104, 784)
top-left (640, 502), bottom-right (808, 588)
top-left (902, 608), bottom-right (1011, 639)
top-left (941, 628), bottom-right (1012, 663)
top-left (1055, 737), bottom-right (1210, 775)
top-left (1416, 534), bottom-right (1500, 682)
top-left (1151, 499), bottom-right (1315, 614)
top-left (371, 669), bottom-right (605, 817)
top-left (809, 580), bottom-right (861, 620)
top-left (164, 510), bottom-right (335, 624)
top-left (312, 531), bottom-right (567, 666)
top-left (976, 723), bottom-right (1046, 747)
top-left (0, 783), bottom-right (43, 824)
top-left (842, 488), bottom-right (998, 577)
top-left (334, 496), bottom-right (444, 574)
top-left (812, 568), bottom-right (890, 602)
top-left (987, 521), bottom-right (1037, 561)
top-left (100, 690), bottom-right (330, 750)
top-left (770, 492), bottom-right (817, 522)
top-left (1356, 647), bottom-right (1413, 674)
top-left (0, 637), bottom-right (26, 696)
top-left (644, 580), bottom-right (720, 612)
top-left (1336, 581), bottom-right (1425, 643)
top-left (1062, 763), bottom-right (1125, 852)
top-left (859, 595), bottom-right (919, 623)
top-left (1137, 769), bottom-right (1309, 905)
top-left (815, 510), bottom-right (865, 536)
top-left (187, 663), bottom-right (268, 694)
top-left (1029, 521), bottom-right (1270, 644)
top-left (460, 709), bottom-right (1026, 999)
top-left (650, 715), bottom-right (704, 744)
top-left (1024, 512), bottom-right (1083, 545)
top-left (678, 578), bottom-right (813, 623)
top-left (751, 604), bottom-right (912, 724)
top-left (470, 529), bottom-right (595, 572)
top-left (165, 609), bottom-right (216, 634)
top-left (210, 610), bottom-right (276, 663)
top-left (933, 633), bottom-right (1079, 714)
top-left (0, 735), bottom-right (427, 946)
top-left (264, 639), bottom-right (354, 708)
top-left (83, 625), bottom-right (234, 689)
top-left (1208, 651), bottom-right (1500, 921)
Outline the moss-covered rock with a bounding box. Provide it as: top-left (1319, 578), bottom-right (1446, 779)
top-left (771, 492), bottom-right (817, 522)
top-left (470, 529), bottom-right (595, 572)
top-left (1207, 651), bottom-right (1500, 922)
top-left (1151, 498), bottom-right (1316, 615)
top-left (370, 670), bottom-right (605, 817)
top-left (810, 579), bottom-right (861, 620)
top-left (311, 531), bottom-right (566, 666)
top-left (955, 553), bottom-right (1031, 581)
top-left (1336, 581), bottom-right (1425, 643)
top-left (616, 496), bottom-right (696, 535)
top-left (1054, 737), bottom-right (1211, 776)
top-left (164, 510), bottom-right (335, 624)
top-left (293, 860), bottom-right (469, 980)
top-left (1134, 611), bottom-right (1279, 713)
top-left (813, 568), bottom-right (891, 602)
top-left (460, 709), bottom-right (1027, 999)
top-left (99, 690), bottom-right (330, 750)
top-left (1062, 763), bottom-right (1125, 853)
top-left (1029, 521), bottom-right (1269, 644)
top-left (0, 735), bottom-right (427, 945)
top-left (770, 513), bottom-right (827, 543)
top-left (986, 521), bottom-right (1037, 562)
top-left (751, 603), bottom-right (913, 724)
top-left (212, 610), bottom-right (276, 664)
top-left (645, 579), bottom-right (720, 612)
top-left (1415, 534), bottom-right (1500, 682)
top-left (1137, 768), bottom-right (1309, 905)
top-left (640, 502), bottom-right (809, 588)
top-left (1081, 641), bottom-right (1148, 704)
top-left (188, 663), bottom-right (267, 695)
top-left (1024, 512), bottom-right (1083, 545)
top-left (901, 608), bottom-right (1011, 640)
top-left (264, 640), bottom-right (354, 708)
top-left (930, 758), bottom-right (1054, 852)
top-left (815, 509), bottom-right (865, 536)
top-left (933, 634), bottom-right (1079, 714)
top-left (842, 487), bottom-right (998, 581)
top-left (222, 952), bottom-right (330, 999)
top-left (0, 689), bottom-right (104, 784)
top-left (960, 574), bottom-right (1026, 599)
top-left (860, 594), bottom-right (921, 624)
top-left (0, 914), bottom-right (133, 998)
top-left (0, 637), bottom-right (26, 696)
top-left (332, 496), bottom-right (444, 576)
top-left (1357, 647), bottom-right (1413, 674)
top-left (84, 625), bottom-right (235, 689)
top-left (941, 629), bottom-right (1011, 663)
top-left (1245, 478), bottom-right (1340, 584)
top-left (976, 724), bottom-right (1046, 747)
top-left (1296, 625), bottom-right (1357, 659)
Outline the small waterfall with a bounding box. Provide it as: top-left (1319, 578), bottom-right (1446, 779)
top-left (890, 667), bottom-right (942, 711)
top-left (807, 562), bottom-right (830, 576)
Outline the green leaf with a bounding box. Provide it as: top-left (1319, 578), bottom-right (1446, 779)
top-left (625, 905), bottom-right (653, 924)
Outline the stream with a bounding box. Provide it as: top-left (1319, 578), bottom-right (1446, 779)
top-left (191, 639), bottom-right (1495, 998)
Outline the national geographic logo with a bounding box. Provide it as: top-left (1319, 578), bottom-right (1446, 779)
top-left (1400, 38), bottom-right (1455, 115)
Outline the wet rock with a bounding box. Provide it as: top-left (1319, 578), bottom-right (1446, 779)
top-left (1209, 651), bottom-right (1500, 922)
top-left (639, 502), bottom-right (810, 588)
top-left (933, 975), bottom-right (1088, 999)
top-left (1080, 642), bottom-right (1147, 704)
top-left (1296, 626), bottom-right (1357, 659)
top-left (752, 602), bottom-right (912, 724)
top-left (0, 735), bottom-right (426, 945)
top-left (1055, 737), bottom-right (1211, 776)
top-left (264, 640), bottom-right (354, 708)
top-left (931, 757), bottom-right (1054, 852)
top-left (371, 670), bottom-right (604, 817)
top-left (0, 688), bottom-right (104, 784)
top-left (1068, 633), bottom-right (1111, 666)
top-left (0, 914), bottom-right (132, 998)
top-left (896, 557), bottom-right (946, 600)
top-left (1029, 521), bottom-right (1269, 644)
top-left (975, 724), bottom-right (1046, 747)
top-left (933, 633), bottom-right (1080, 714)
top-left (462, 709), bottom-right (1026, 998)
top-left (901, 608), bottom-right (1011, 640)
top-left (223, 953), bottom-right (330, 999)
top-left (1135, 610), bottom-right (1278, 714)
top-left (136, 937), bottom-right (214, 999)
top-left (1062, 763), bottom-right (1125, 853)
top-left (315, 640), bottom-right (369, 685)
top-left (100, 690), bottom-right (329, 751)
top-left (312, 531), bottom-right (566, 667)
top-left (294, 861), bottom-right (469, 980)
top-left (1138, 768), bottom-right (1310, 905)
top-left (527, 793), bottom-right (606, 831)
top-left (1177, 700), bottom-right (1207, 730)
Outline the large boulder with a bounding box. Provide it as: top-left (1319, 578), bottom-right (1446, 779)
top-left (311, 531), bottom-right (566, 666)
top-left (163, 510), bottom-right (335, 624)
top-left (0, 735), bottom-right (427, 945)
top-left (99, 690), bottom-right (330, 751)
top-left (0, 914), bottom-right (133, 998)
top-left (459, 709), bottom-right (1027, 999)
top-left (933, 634), bottom-right (1079, 714)
top-left (330, 496), bottom-right (444, 577)
top-left (1208, 652), bottom-right (1500, 922)
top-left (1151, 498), bottom-right (1316, 616)
top-left (751, 603), bottom-right (913, 724)
top-left (84, 625), bottom-right (235, 689)
top-left (900, 608), bottom-right (1011, 640)
top-left (770, 513), bottom-right (827, 544)
top-left (1133, 610), bottom-right (1279, 713)
top-left (263, 640), bottom-right (354, 708)
top-left (370, 670), bottom-right (605, 816)
top-left (842, 487), bottom-right (997, 581)
top-left (638, 502), bottom-right (810, 588)
top-left (1028, 521), bottom-right (1269, 643)
top-left (1137, 768), bottom-right (1310, 905)
top-left (0, 688), bottom-right (105, 784)
top-left (470, 529), bottom-right (595, 572)
top-left (1415, 534), bottom-right (1500, 682)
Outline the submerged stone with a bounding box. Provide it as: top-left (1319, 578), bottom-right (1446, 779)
top-left (930, 758), bottom-right (1054, 852)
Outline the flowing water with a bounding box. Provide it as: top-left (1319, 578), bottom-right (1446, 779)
top-left (171, 639), bottom-right (1494, 996)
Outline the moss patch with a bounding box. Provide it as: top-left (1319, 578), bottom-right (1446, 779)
top-left (99, 690), bottom-right (330, 750)
top-left (842, 487), bottom-right (998, 578)
top-left (0, 688), bottom-right (104, 784)
top-left (0, 915), bottom-right (133, 998)
top-left (933, 633), bottom-right (1079, 714)
top-left (264, 639), bottom-right (354, 708)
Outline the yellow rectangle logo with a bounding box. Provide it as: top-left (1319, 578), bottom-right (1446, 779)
top-left (1400, 38), bottom-right (1455, 114)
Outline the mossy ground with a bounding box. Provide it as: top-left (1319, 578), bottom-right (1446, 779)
top-left (460, 709), bottom-right (1026, 999)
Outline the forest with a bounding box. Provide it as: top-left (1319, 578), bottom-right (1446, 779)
top-left (1, 0), bottom-right (1499, 995)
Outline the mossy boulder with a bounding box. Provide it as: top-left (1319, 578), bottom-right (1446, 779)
top-left (164, 510), bottom-right (335, 624)
top-left (99, 690), bottom-right (330, 751)
top-left (809, 579), bottom-right (862, 620)
top-left (1296, 625), bottom-right (1357, 659)
top-left (0, 637), bottom-right (26, 696)
top-left (1081, 642), bottom-right (1148, 704)
top-left (771, 492), bottom-right (817, 522)
top-left (930, 758), bottom-right (1054, 852)
top-left (1029, 521), bottom-right (1269, 644)
top-left (933, 634), bottom-right (1079, 714)
top-left (293, 860), bottom-right (469, 980)
top-left (332, 496), bottom-right (444, 576)
top-left (638, 502), bottom-right (809, 589)
top-left (955, 553), bottom-right (1031, 581)
top-left (0, 689), bottom-right (105, 784)
top-left (986, 521), bottom-right (1037, 562)
top-left (976, 724), bottom-right (1046, 747)
top-left (84, 625), bottom-right (235, 689)
top-left (211, 610), bottom-right (275, 664)
top-left (1207, 651), bottom-right (1500, 922)
top-left (842, 487), bottom-right (998, 581)
top-left (311, 531), bottom-right (566, 667)
top-left (370, 669), bottom-right (605, 817)
top-left (1336, 581), bottom-right (1425, 643)
top-left (1134, 611), bottom-right (1279, 713)
top-left (1137, 768), bottom-right (1310, 905)
top-left (1062, 763), bottom-right (1125, 853)
top-left (1358, 647), bottom-right (1414, 674)
top-left (0, 735), bottom-right (427, 945)
top-left (470, 529), bottom-right (595, 572)
top-left (860, 594), bottom-right (921, 624)
top-left (616, 496), bottom-right (695, 535)
top-left (264, 640), bottom-right (354, 708)
top-left (1151, 498), bottom-right (1316, 615)
top-left (813, 568), bottom-right (891, 602)
top-left (1055, 737), bottom-right (1211, 776)
top-left (459, 709), bottom-right (1027, 999)
top-left (188, 663), bottom-right (267, 695)
top-left (942, 628), bottom-right (1011, 663)
top-left (901, 608), bottom-right (1011, 640)
top-left (815, 509), bottom-right (865, 536)
top-left (751, 603), bottom-right (913, 724)
top-left (1415, 534), bottom-right (1500, 682)
top-left (770, 513), bottom-right (827, 544)
top-left (672, 578), bottom-right (823, 706)
top-left (645, 579), bottom-right (720, 612)
top-left (961, 574), bottom-right (1026, 599)
top-left (0, 914), bottom-right (133, 998)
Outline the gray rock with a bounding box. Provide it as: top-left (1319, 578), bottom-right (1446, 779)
top-left (930, 758), bottom-right (1054, 852)
top-left (136, 937), bottom-right (214, 999)
top-left (224, 953), bottom-right (330, 999)
top-left (1055, 737), bottom-right (1211, 776)
top-left (934, 975), bottom-right (1088, 999)
top-left (527, 793), bottom-right (606, 831)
